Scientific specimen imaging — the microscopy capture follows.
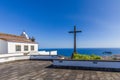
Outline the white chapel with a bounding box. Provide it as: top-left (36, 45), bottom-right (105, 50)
top-left (0, 32), bottom-right (38, 54)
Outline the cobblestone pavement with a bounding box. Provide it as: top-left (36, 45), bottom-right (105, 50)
top-left (0, 60), bottom-right (120, 80)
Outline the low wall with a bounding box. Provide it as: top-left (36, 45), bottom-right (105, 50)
top-left (0, 53), bottom-right (24, 57)
top-left (0, 53), bottom-right (58, 63)
top-left (30, 55), bottom-right (58, 60)
top-left (0, 56), bottom-right (30, 63)
top-left (0, 50), bottom-right (58, 63)
top-left (28, 51), bottom-right (57, 56)
top-left (53, 59), bottom-right (120, 69)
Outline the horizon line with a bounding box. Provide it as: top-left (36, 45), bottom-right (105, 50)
top-left (39, 47), bottom-right (120, 49)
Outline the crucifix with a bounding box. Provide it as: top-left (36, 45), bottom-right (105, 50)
top-left (69, 26), bottom-right (82, 58)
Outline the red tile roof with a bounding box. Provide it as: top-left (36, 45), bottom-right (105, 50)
top-left (0, 32), bottom-right (37, 44)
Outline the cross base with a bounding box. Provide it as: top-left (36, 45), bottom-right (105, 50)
top-left (71, 52), bottom-right (77, 59)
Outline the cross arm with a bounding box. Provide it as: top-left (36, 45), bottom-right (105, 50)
top-left (76, 30), bottom-right (82, 33)
top-left (68, 31), bottom-right (74, 33)
top-left (69, 30), bottom-right (82, 33)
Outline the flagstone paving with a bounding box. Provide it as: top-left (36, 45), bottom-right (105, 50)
top-left (0, 60), bottom-right (120, 80)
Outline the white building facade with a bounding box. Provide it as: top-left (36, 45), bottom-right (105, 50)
top-left (7, 42), bottom-right (38, 53)
top-left (0, 32), bottom-right (38, 54)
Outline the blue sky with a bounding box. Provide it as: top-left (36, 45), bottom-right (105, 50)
top-left (0, 0), bottom-right (120, 48)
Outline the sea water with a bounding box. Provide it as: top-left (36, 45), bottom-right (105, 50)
top-left (39, 48), bottom-right (120, 57)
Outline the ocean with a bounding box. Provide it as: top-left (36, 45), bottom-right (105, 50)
top-left (39, 48), bottom-right (120, 57)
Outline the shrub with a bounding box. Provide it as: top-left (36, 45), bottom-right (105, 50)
top-left (73, 53), bottom-right (101, 60)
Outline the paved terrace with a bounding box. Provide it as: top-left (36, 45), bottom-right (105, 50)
top-left (0, 60), bottom-right (120, 80)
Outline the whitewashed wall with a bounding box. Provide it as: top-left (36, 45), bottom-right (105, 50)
top-left (8, 42), bottom-right (38, 53)
top-left (50, 51), bottom-right (57, 55)
top-left (38, 51), bottom-right (49, 55)
top-left (29, 51), bottom-right (58, 56)
top-left (0, 53), bottom-right (58, 63)
top-left (30, 55), bottom-right (58, 60)
top-left (0, 39), bottom-right (8, 54)
top-left (53, 60), bottom-right (120, 69)
top-left (0, 53), bottom-right (24, 57)
top-left (0, 56), bottom-right (30, 63)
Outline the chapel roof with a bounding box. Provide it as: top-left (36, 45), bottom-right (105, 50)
top-left (0, 32), bottom-right (37, 44)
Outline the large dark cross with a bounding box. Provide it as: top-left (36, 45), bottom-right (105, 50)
top-left (69, 26), bottom-right (82, 58)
